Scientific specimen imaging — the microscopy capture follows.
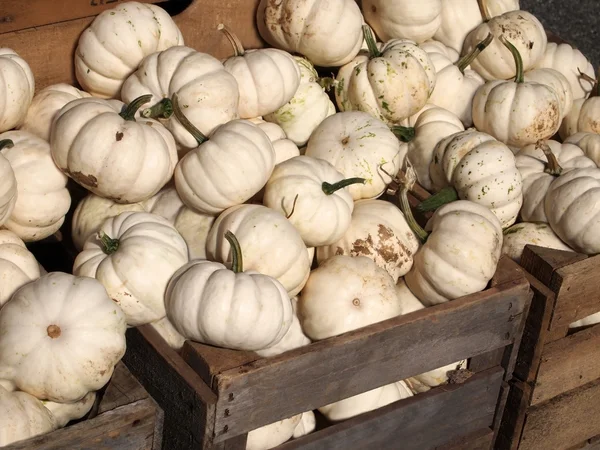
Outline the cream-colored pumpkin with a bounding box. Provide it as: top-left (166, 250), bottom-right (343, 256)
top-left (0, 272), bottom-right (127, 403)
top-left (420, 40), bottom-right (459, 64)
top-left (565, 132), bottom-right (600, 167)
top-left (51, 96), bottom-right (177, 203)
top-left (263, 156), bottom-right (358, 247)
top-left (317, 200), bottom-right (420, 282)
top-left (463, 10), bottom-right (546, 81)
top-left (535, 42), bottom-right (595, 100)
top-left (559, 96), bottom-right (600, 140)
top-left (515, 140), bottom-right (596, 223)
top-left (73, 211), bottom-right (189, 326)
top-left (502, 222), bottom-right (572, 263)
top-left (335, 33), bottom-right (436, 124)
top-left (523, 68), bottom-right (573, 119)
top-left (395, 278), bottom-right (426, 315)
top-left (248, 118), bottom-right (300, 165)
top-left (0, 230), bottom-right (40, 307)
top-left (293, 411), bottom-right (316, 438)
top-left (75, 2), bottom-right (184, 98)
top-left (544, 167), bottom-right (600, 255)
top-left (246, 414), bottom-right (303, 450)
top-left (298, 255), bottom-right (402, 340)
top-left (430, 130), bottom-right (523, 227)
top-left (150, 316), bottom-right (186, 351)
top-left (305, 112), bottom-right (403, 201)
top-left (256, 0), bottom-right (364, 67)
top-left (206, 204), bottom-right (311, 297)
top-left (264, 57), bottom-right (336, 147)
top-left (0, 131), bottom-right (71, 242)
top-left (42, 392), bottom-right (96, 428)
top-left (20, 84), bottom-right (91, 141)
top-left (0, 49), bottom-right (35, 133)
top-left (165, 234), bottom-right (292, 351)
top-left (570, 313), bottom-right (600, 330)
top-left (362, 0), bottom-right (442, 43)
top-left (0, 152), bottom-right (16, 227)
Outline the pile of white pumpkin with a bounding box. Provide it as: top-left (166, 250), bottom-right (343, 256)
top-left (2, 0), bottom-right (600, 447)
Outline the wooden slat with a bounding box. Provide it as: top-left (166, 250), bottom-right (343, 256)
top-left (275, 368), bottom-right (503, 450)
top-left (496, 380), bottom-right (532, 450)
top-left (438, 428), bottom-right (494, 450)
top-left (98, 362), bottom-right (149, 414)
top-left (520, 379), bottom-right (600, 450)
top-left (531, 324), bottom-right (600, 406)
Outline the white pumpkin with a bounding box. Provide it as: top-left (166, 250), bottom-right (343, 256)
top-left (317, 199), bottom-right (420, 282)
top-left (166, 232), bottom-right (292, 351)
top-left (472, 38), bottom-right (561, 148)
top-left (298, 255), bottom-right (402, 340)
top-left (264, 57), bottom-right (336, 147)
top-left (502, 222), bottom-right (573, 263)
top-left (150, 316), bottom-right (186, 351)
top-left (0, 49), bottom-right (35, 133)
top-left (535, 42), bottom-right (595, 100)
top-left (544, 167), bottom-right (600, 255)
top-left (305, 112), bottom-right (403, 200)
top-left (523, 68), bottom-right (574, 119)
top-left (362, 0), bottom-right (443, 43)
top-left (462, 10), bottom-right (547, 81)
top-left (515, 140), bottom-right (596, 223)
top-left (73, 211), bottom-right (189, 326)
top-left (0, 386), bottom-right (57, 446)
top-left (430, 130), bottom-right (523, 228)
top-left (570, 313), bottom-right (600, 330)
top-left (0, 131), bottom-right (71, 242)
top-left (121, 46), bottom-right (240, 150)
top-left (293, 411), bottom-right (317, 439)
top-left (395, 278), bottom-right (426, 315)
top-left (319, 380), bottom-right (413, 422)
top-left (0, 272), bottom-right (127, 403)
top-left (565, 132), bottom-right (600, 167)
top-left (484, 0), bottom-right (521, 17)
top-left (256, 0), bottom-right (364, 67)
top-left (433, 0), bottom-right (483, 54)
top-left (75, 2), bottom-right (184, 98)
top-left (0, 151), bottom-right (17, 227)
top-left (51, 96), bottom-right (177, 203)
top-left (206, 204), bottom-right (310, 296)
top-left (246, 414), bottom-right (303, 450)
top-left (559, 95), bottom-right (600, 140)
top-left (0, 230), bottom-right (40, 307)
top-left (335, 31), bottom-right (436, 124)
top-left (42, 392), bottom-right (96, 428)
top-left (248, 118), bottom-right (300, 165)
top-left (420, 40), bottom-right (459, 64)
top-left (20, 84), bottom-right (91, 141)
top-left (407, 360), bottom-right (468, 394)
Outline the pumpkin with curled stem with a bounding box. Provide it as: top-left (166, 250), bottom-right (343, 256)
top-left (0, 230), bottom-right (40, 308)
top-left (0, 49), bottom-right (34, 133)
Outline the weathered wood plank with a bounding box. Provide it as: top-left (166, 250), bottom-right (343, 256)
top-left (438, 427), bottom-right (494, 450)
top-left (98, 362), bottom-right (149, 414)
top-left (275, 368), bottom-right (503, 450)
top-left (496, 379), bottom-right (532, 450)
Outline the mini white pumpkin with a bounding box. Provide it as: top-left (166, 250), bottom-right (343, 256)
top-left (248, 118), bottom-right (300, 165)
top-left (0, 230), bottom-right (40, 307)
top-left (42, 392), bottom-right (96, 428)
top-left (0, 152), bottom-right (16, 227)
top-left (246, 413), bottom-right (303, 450)
top-left (305, 111), bottom-right (403, 200)
top-left (73, 211), bottom-right (189, 326)
top-left (256, 0), bottom-right (364, 67)
top-left (570, 313), bottom-right (600, 330)
top-left (523, 68), bottom-right (574, 119)
top-left (293, 411), bottom-right (317, 439)
top-left (515, 140), bottom-right (596, 223)
top-left (20, 84), bottom-right (91, 142)
top-left (420, 40), bottom-right (459, 64)
top-left (565, 132), bottom-right (600, 167)
top-left (206, 204), bottom-right (310, 296)
top-left (336, 29), bottom-right (436, 124)
top-left (317, 199), bottom-right (420, 282)
top-left (395, 278), bottom-right (426, 315)
top-left (559, 78), bottom-right (600, 140)
top-left (0, 49), bottom-right (35, 133)
top-left (166, 231), bottom-right (292, 351)
top-left (75, 2), bottom-right (184, 98)
top-left (0, 272), bottom-right (127, 403)
top-left (0, 131), bottom-right (71, 242)
top-left (502, 222), bottom-right (572, 263)
top-left (544, 167), bottom-right (600, 255)
top-left (51, 96), bottom-right (177, 203)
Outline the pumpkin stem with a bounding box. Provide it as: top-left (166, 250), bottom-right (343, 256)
top-left (416, 186), bottom-right (459, 213)
top-left (225, 230), bottom-right (244, 273)
top-left (218, 23), bottom-right (245, 57)
top-left (500, 36), bottom-right (524, 84)
top-left (322, 177), bottom-right (366, 195)
top-left (477, 0), bottom-right (491, 21)
top-left (172, 93), bottom-right (209, 145)
top-left (578, 68), bottom-right (598, 97)
top-left (0, 139), bottom-right (14, 151)
top-left (98, 231), bottom-right (120, 255)
top-left (398, 164), bottom-right (429, 243)
top-left (537, 140), bottom-right (563, 176)
top-left (119, 94), bottom-right (153, 121)
top-left (141, 98), bottom-right (174, 119)
top-left (390, 125), bottom-right (416, 143)
top-left (318, 76), bottom-right (336, 92)
top-left (363, 25), bottom-right (381, 59)
top-left (456, 33), bottom-right (494, 73)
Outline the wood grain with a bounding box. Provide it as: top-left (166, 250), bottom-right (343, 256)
top-left (98, 362), bottom-right (150, 414)
top-left (496, 380), bottom-right (531, 450)
top-left (438, 428), bottom-right (494, 450)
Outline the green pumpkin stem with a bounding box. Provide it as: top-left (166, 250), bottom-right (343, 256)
top-left (500, 36), bottom-right (524, 83)
top-left (398, 167), bottom-right (429, 243)
top-left (119, 94), bottom-right (153, 121)
top-left (141, 98), bottom-right (174, 119)
top-left (218, 23), bottom-right (245, 56)
top-left (172, 93), bottom-right (209, 145)
top-left (98, 231), bottom-right (120, 255)
top-left (322, 177), bottom-right (366, 195)
top-left (0, 139), bottom-right (14, 151)
top-left (390, 125), bottom-right (416, 143)
top-left (477, 0), bottom-right (491, 21)
top-left (456, 33), bottom-right (494, 73)
top-left (225, 231), bottom-right (244, 273)
top-left (318, 77), bottom-right (336, 92)
top-left (416, 186), bottom-right (459, 213)
top-left (537, 140), bottom-right (563, 176)
top-left (363, 25), bottom-right (381, 59)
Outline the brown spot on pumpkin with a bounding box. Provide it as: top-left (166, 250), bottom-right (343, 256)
top-left (69, 171), bottom-right (98, 188)
top-left (47, 324), bottom-right (61, 339)
top-left (116, 131), bottom-right (124, 141)
top-left (528, 41), bottom-right (534, 49)
top-left (335, 246), bottom-right (344, 256)
top-left (341, 136), bottom-right (350, 145)
top-left (351, 234), bottom-right (374, 256)
top-left (352, 298), bottom-right (361, 307)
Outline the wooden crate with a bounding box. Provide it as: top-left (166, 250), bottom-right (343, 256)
top-left (498, 246), bottom-right (600, 450)
top-left (4, 362), bottom-right (164, 449)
